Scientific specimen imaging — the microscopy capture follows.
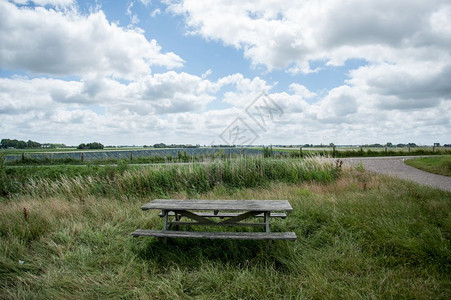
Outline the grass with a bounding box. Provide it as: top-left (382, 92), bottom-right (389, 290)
top-left (405, 155), bottom-right (451, 176)
top-left (0, 157), bottom-right (450, 299)
top-left (1, 156), bottom-right (336, 199)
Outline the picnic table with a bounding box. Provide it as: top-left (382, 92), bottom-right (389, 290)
top-left (132, 199), bottom-right (297, 241)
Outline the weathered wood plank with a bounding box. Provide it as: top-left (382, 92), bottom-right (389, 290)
top-left (159, 212), bottom-right (287, 219)
top-left (176, 210), bottom-right (216, 224)
top-left (220, 211), bottom-right (263, 224)
top-left (131, 229), bottom-right (297, 241)
top-left (141, 199), bottom-right (293, 212)
top-left (169, 221), bottom-right (264, 227)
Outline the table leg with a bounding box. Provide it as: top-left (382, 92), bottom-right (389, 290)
top-left (162, 209), bottom-right (168, 244)
top-left (162, 210), bottom-right (169, 230)
top-left (264, 212), bottom-right (270, 233)
top-left (265, 212), bottom-right (271, 252)
top-left (174, 212), bottom-right (180, 230)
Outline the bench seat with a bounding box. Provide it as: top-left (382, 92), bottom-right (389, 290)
top-left (158, 211), bottom-right (287, 219)
top-left (132, 229), bottom-right (297, 241)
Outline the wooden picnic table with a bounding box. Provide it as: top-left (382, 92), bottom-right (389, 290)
top-left (132, 199), bottom-right (297, 241)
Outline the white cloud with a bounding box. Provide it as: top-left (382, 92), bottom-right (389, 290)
top-left (151, 8), bottom-right (161, 17)
top-left (1, 70), bottom-right (450, 145)
top-left (11, 0), bottom-right (75, 9)
top-left (139, 0), bottom-right (151, 6)
top-left (0, 1), bottom-right (184, 79)
top-left (126, 1), bottom-right (140, 25)
top-left (165, 0), bottom-right (451, 72)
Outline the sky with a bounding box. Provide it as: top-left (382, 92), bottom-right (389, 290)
top-left (0, 0), bottom-right (450, 146)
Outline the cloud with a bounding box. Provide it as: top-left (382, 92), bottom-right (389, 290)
top-left (0, 71), bottom-right (218, 116)
top-left (11, 0), bottom-right (75, 9)
top-left (126, 1), bottom-right (140, 25)
top-left (0, 1), bottom-right (184, 79)
top-left (166, 0), bottom-right (451, 71)
top-left (1, 71), bottom-right (450, 145)
top-left (151, 8), bottom-right (161, 17)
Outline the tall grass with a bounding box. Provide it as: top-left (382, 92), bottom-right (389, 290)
top-left (3, 156), bottom-right (337, 200)
top-left (0, 167), bottom-right (449, 299)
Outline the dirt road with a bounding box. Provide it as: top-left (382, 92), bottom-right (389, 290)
top-left (342, 156), bottom-right (451, 192)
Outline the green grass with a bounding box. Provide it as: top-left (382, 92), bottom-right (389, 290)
top-left (405, 155), bottom-right (451, 176)
top-left (1, 156), bottom-right (336, 199)
top-left (0, 158), bottom-right (450, 299)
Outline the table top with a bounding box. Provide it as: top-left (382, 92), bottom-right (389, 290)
top-left (141, 199), bottom-right (293, 212)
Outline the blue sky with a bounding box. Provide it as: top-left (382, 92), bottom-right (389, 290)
top-left (0, 0), bottom-right (450, 146)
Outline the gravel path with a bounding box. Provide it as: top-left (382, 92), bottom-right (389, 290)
top-left (342, 156), bottom-right (451, 192)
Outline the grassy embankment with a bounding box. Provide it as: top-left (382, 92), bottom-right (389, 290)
top-left (405, 155), bottom-right (451, 177)
top-left (0, 156), bottom-right (450, 299)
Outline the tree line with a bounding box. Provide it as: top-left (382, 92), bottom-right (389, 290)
top-left (1, 139), bottom-right (41, 149)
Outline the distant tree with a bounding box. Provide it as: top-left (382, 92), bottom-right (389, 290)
top-left (77, 142), bottom-right (104, 150)
top-left (26, 140), bottom-right (41, 148)
top-left (88, 142), bottom-right (104, 149)
top-left (407, 143), bottom-right (417, 147)
top-left (369, 143), bottom-right (383, 148)
top-left (153, 143), bottom-right (167, 148)
top-left (386, 142), bottom-right (393, 147)
top-left (1, 138), bottom-right (40, 149)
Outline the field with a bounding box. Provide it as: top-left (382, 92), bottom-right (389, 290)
top-left (1, 148), bottom-right (262, 165)
top-left (2, 146), bottom-right (451, 166)
top-left (0, 156), bottom-right (450, 299)
top-left (405, 155), bottom-right (451, 177)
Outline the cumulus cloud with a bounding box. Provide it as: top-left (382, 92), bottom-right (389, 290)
top-left (0, 1), bottom-right (184, 79)
top-left (158, 0), bottom-right (451, 144)
top-left (165, 0), bottom-right (451, 72)
top-left (1, 70), bottom-right (450, 144)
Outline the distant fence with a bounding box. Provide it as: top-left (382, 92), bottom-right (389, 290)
top-left (3, 148), bottom-right (265, 162)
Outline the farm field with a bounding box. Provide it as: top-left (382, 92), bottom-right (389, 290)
top-left (2, 146), bottom-right (451, 166)
top-left (1, 147), bottom-right (262, 165)
top-left (0, 156), bottom-right (449, 299)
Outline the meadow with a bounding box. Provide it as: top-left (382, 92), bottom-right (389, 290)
top-left (0, 156), bottom-right (450, 299)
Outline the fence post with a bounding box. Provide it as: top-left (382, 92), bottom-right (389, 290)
top-left (299, 147), bottom-right (303, 158)
top-left (81, 152), bottom-right (84, 162)
top-left (22, 152), bottom-right (25, 161)
top-left (433, 146), bottom-right (435, 153)
top-left (130, 151), bottom-right (133, 161)
top-left (385, 146), bottom-right (387, 153)
top-left (408, 146), bottom-right (411, 153)
top-left (332, 146), bottom-right (336, 158)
